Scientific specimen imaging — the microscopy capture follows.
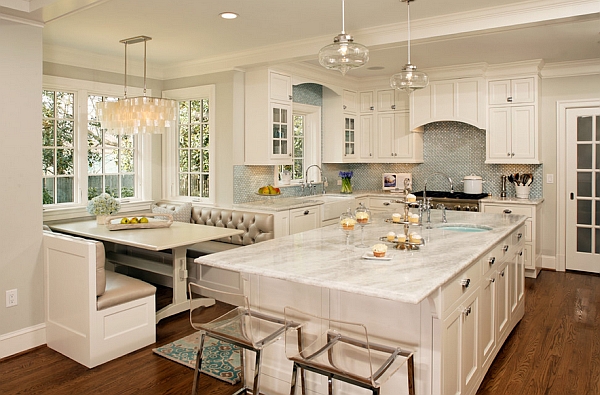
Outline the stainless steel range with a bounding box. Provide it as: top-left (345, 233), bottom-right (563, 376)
top-left (412, 191), bottom-right (489, 212)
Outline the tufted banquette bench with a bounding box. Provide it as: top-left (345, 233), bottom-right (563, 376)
top-left (43, 231), bottom-right (156, 368)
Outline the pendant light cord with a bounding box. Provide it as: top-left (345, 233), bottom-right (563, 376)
top-left (143, 39), bottom-right (147, 96)
top-left (407, 0), bottom-right (411, 65)
top-left (123, 42), bottom-right (128, 99)
top-left (341, 0), bottom-right (346, 34)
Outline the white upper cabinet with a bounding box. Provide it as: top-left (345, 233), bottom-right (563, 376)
top-left (359, 91), bottom-right (375, 113)
top-left (486, 75), bottom-right (540, 164)
top-left (323, 88), bottom-right (359, 163)
top-left (359, 114), bottom-right (374, 161)
top-left (488, 77), bottom-right (535, 105)
top-left (244, 69), bottom-right (293, 165)
top-left (376, 112), bottom-right (423, 163)
top-left (410, 77), bottom-right (486, 131)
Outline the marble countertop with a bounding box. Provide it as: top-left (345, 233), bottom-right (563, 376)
top-left (196, 210), bottom-right (527, 304)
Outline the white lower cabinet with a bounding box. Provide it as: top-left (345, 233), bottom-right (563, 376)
top-left (441, 225), bottom-right (525, 395)
top-left (289, 206), bottom-right (320, 235)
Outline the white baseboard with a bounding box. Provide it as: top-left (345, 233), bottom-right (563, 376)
top-left (542, 254), bottom-right (557, 271)
top-left (0, 323), bottom-right (46, 360)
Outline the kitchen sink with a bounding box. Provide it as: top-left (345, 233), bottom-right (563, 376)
top-left (439, 224), bottom-right (492, 232)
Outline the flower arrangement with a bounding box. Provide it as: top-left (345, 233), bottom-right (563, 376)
top-left (87, 193), bottom-right (121, 216)
top-left (339, 171), bottom-right (353, 194)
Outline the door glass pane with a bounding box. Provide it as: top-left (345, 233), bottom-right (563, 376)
top-left (596, 144), bottom-right (600, 169)
top-left (577, 116), bottom-right (592, 141)
top-left (577, 172), bottom-right (592, 197)
top-left (596, 229), bottom-right (600, 254)
top-left (596, 201), bottom-right (600, 226)
top-left (577, 145), bottom-right (592, 169)
top-left (596, 116), bottom-right (599, 141)
top-left (578, 200), bottom-right (592, 225)
top-left (577, 227), bottom-right (592, 253)
top-left (597, 173), bottom-right (600, 197)
top-left (273, 108), bottom-right (280, 123)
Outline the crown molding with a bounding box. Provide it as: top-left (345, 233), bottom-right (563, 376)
top-left (541, 59), bottom-right (600, 78)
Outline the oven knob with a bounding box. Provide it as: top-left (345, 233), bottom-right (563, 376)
top-left (454, 204), bottom-right (461, 211)
top-left (469, 206), bottom-right (479, 212)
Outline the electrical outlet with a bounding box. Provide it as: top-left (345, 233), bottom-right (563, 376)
top-left (6, 289), bottom-right (17, 307)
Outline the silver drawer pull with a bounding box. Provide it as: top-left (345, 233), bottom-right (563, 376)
top-left (500, 270), bottom-right (505, 277)
top-left (383, 202), bottom-right (390, 206)
top-left (517, 233), bottom-right (523, 240)
top-left (503, 245), bottom-right (509, 252)
top-left (304, 210), bottom-right (309, 215)
top-left (503, 209), bottom-right (512, 214)
top-left (463, 306), bottom-right (472, 317)
top-left (488, 257), bottom-right (496, 265)
top-left (460, 279), bottom-right (470, 288)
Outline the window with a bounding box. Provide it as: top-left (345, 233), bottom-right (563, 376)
top-left (178, 99), bottom-right (210, 198)
top-left (87, 95), bottom-right (136, 200)
top-left (42, 90), bottom-right (75, 204)
top-left (162, 85), bottom-right (215, 203)
top-left (42, 76), bottom-right (147, 215)
top-left (276, 103), bottom-right (321, 185)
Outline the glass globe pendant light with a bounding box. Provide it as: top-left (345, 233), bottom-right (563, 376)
top-left (318, 0), bottom-right (369, 76)
top-left (390, 0), bottom-right (429, 93)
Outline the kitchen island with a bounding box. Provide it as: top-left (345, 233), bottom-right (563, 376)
top-left (196, 210), bottom-right (527, 395)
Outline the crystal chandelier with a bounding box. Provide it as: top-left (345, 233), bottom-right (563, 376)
top-left (390, 0), bottom-right (429, 93)
top-left (318, 0), bottom-right (369, 76)
top-left (97, 36), bottom-right (177, 135)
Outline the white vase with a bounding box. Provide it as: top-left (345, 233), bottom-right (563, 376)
top-left (96, 215), bottom-right (108, 225)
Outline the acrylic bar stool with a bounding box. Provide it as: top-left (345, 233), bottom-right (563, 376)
top-left (284, 306), bottom-right (415, 395)
top-left (188, 283), bottom-right (287, 395)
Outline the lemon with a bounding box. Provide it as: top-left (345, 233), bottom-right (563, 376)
top-left (140, 217), bottom-right (149, 223)
top-left (120, 217), bottom-right (129, 224)
top-left (129, 217), bottom-right (139, 224)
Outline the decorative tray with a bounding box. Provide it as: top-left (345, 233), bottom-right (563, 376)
top-left (104, 213), bottom-right (173, 231)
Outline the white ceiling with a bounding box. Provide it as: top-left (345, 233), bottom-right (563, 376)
top-left (1, 0), bottom-right (599, 79)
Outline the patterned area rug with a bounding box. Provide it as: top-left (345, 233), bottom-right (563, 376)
top-left (153, 332), bottom-right (241, 384)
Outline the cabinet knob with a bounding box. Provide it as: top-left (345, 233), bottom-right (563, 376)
top-left (511, 152), bottom-right (515, 157)
top-left (507, 96), bottom-right (513, 102)
top-left (370, 106), bottom-right (374, 111)
top-left (460, 278), bottom-right (470, 288)
top-left (289, 95), bottom-right (293, 101)
top-left (489, 277), bottom-right (496, 283)
top-left (488, 257), bottom-right (496, 265)
top-left (503, 245), bottom-right (509, 252)
top-left (520, 251), bottom-right (523, 256)
top-left (304, 210), bottom-right (309, 215)
top-left (503, 209), bottom-right (512, 214)
top-left (343, 105), bottom-right (347, 110)
top-left (501, 270), bottom-right (505, 277)
top-left (391, 105), bottom-right (396, 110)
top-left (383, 202), bottom-right (390, 206)
top-left (463, 306), bottom-right (472, 317)
top-left (517, 233), bottom-right (523, 240)
top-left (507, 153), bottom-right (511, 156)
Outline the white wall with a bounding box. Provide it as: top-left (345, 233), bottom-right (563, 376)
top-left (0, 19), bottom-right (44, 355)
top-left (540, 73), bottom-right (600, 268)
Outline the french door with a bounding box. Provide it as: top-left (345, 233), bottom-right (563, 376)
top-left (566, 108), bottom-right (600, 273)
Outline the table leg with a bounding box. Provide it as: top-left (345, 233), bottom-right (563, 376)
top-left (156, 246), bottom-right (215, 323)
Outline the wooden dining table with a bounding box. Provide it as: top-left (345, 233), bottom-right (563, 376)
top-left (48, 219), bottom-right (244, 323)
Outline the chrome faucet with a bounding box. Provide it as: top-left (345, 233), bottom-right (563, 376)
top-left (423, 172), bottom-right (454, 203)
top-left (305, 164), bottom-right (326, 195)
top-left (437, 203), bottom-right (447, 223)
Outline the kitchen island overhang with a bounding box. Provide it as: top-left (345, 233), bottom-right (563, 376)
top-left (195, 210), bottom-right (527, 395)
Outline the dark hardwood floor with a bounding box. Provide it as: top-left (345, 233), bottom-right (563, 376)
top-left (1, 271), bottom-right (598, 394)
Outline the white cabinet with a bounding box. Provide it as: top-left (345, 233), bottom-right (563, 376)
top-left (323, 89), bottom-right (359, 163)
top-left (376, 89), bottom-right (408, 112)
top-left (359, 91), bottom-right (375, 113)
top-left (376, 112), bottom-right (423, 162)
top-left (359, 114), bottom-right (374, 161)
top-left (410, 78), bottom-right (486, 132)
top-left (245, 69), bottom-right (293, 165)
top-left (489, 77), bottom-right (535, 105)
top-left (486, 76), bottom-right (540, 164)
top-left (289, 206), bottom-right (320, 235)
top-left (480, 201), bottom-right (542, 278)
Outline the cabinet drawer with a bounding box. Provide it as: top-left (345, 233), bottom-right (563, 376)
top-left (512, 224), bottom-right (527, 245)
top-left (482, 204), bottom-right (532, 218)
top-left (368, 197), bottom-right (404, 212)
top-left (442, 261), bottom-right (482, 313)
top-left (482, 243), bottom-right (504, 276)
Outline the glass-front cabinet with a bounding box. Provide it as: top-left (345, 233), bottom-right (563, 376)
top-left (271, 103), bottom-right (292, 159)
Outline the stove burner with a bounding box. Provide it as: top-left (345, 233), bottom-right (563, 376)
top-left (412, 191), bottom-right (489, 200)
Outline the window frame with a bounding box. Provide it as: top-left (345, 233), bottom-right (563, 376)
top-left (162, 85), bottom-right (216, 204)
top-left (42, 76), bottom-right (152, 222)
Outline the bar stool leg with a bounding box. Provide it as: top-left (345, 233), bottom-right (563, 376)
top-left (252, 349), bottom-right (262, 395)
top-left (289, 363), bottom-right (298, 395)
top-left (327, 374), bottom-right (333, 395)
top-left (191, 333), bottom-right (206, 395)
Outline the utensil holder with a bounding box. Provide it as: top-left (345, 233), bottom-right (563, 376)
top-left (515, 185), bottom-right (530, 199)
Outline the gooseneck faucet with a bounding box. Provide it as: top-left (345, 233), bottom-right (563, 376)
top-left (423, 172), bottom-right (454, 203)
top-left (305, 164), bottom-right (326, 195)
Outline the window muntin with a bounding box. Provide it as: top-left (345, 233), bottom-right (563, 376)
top-left (279, 114), bottom-right (306, 181)
top-left (87, 95), bottom-right (136, 200)
top-left (178, 99), bottom-right (210, 198)
top-left (42, 90), bottom-right (75, 204)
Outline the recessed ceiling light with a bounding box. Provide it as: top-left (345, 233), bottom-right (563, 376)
top-left (367, 66), bottom-right (385, 71)
top-left (220, 12), bottom-right (238, 19)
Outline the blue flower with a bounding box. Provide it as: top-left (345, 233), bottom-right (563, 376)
top-left (339, 171), bottom-right (353, 179)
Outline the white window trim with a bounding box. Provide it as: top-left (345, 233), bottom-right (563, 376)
top-left (42, 76), bottom-right (152, 222)
top-left (275, 103), bottom-right (321, 187)
top-left (162, 85), bottom-right (216, 204)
